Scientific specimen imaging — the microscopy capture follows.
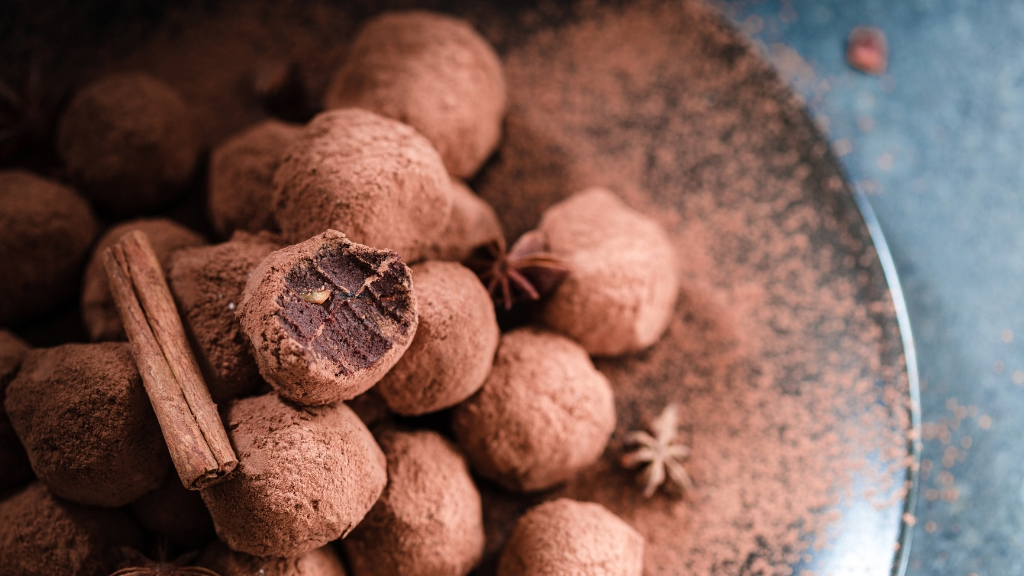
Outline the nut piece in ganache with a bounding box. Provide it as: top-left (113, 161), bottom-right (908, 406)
top-left (238, 230), bottom-right (418, 405)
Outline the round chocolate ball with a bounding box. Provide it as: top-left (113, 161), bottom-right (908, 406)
top-left (344, 429), bottom-right (485, 576)
top-left (272, 108), bottom-right (452, 262)
top-left (208, 119), bottom-right (302, 237)
top-left (198, 540), bottom-right (347, 576)
top-left (0, 170), bottom-right (97, 326)
top-left (421, 179), bottom-right (503, 262)
top-left (0, 330), bottom-right (32, 491)
top-left (4, 342), bottom-right (171, 506)
top-left (324, 11), bottom-right (506, 179)
top-left (238, 230), bottom-right (418, 405)
top-left (451, 327), bottom-right (615, 492)
top-left (169, 231), bottom-right (281, 403)
top-left (130, 473), bottom-right (216, 550)
top-left (82, 218), bottom-right (206, 342)
top-left (0, 482), bottom-right (144, 576)
top-left (497, 499), bottom-right (644, 576)
top-left (538, 187), bottom-right (678, 356)
top-left (377, 261), bottom-right (498, 415)
top-left (56, 72), bottom-right (200, 215)
top-left (200, 393), bottom-right (386, 557)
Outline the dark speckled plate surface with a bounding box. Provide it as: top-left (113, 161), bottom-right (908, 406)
top-left (1, 0), bottom-right (920, 574)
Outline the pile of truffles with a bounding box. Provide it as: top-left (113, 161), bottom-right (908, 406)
top-left (0, 9), bottom-right (679, 576)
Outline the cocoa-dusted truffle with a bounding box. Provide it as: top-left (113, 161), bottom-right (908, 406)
top-left (82, 218), bottom-right (206, 341)
top-left (169, 231), bottom-right (281, 402)
top-left (324, 10), bottom-right (506, 178)
top-left (200, 393), bottom-right (386, 557)
top-left (56, 72), bottom-right (200, 215)
top-left (452, 328), bottom-right (615, 492)
top-left (377, 261), bottom-right (498, 415)
top-left (0, 170), bottom-right (97, 326)
top-left (272, 108), bottom-right (452, 262)
top-left (0, 330), bottom-right (32, 491)
top-left (422, 179), bottom-right (503, 262)
top-left (130, 473), bottom-right (215, 550)
top-left (497, 499), bottom-right (644, 576)
top-left (344, 429), bottom-right (484, 576)
top-left (238, 230), bottom-right (418, 405)
top-left (208, 119), bottom-right (301, 237)
top-left (0, 482), bottom-right (144, 576)
top-left (452, 327), bottom-right (610, 487)
top-left (539, 187), bottom-right (678, 356)
top-left (198, 540), bottom-right (347, 576)
top-left (4, 343), bottom-right (171, 506)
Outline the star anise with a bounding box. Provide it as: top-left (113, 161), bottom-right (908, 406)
top-left (108, 547), bottom-right (220, 576)
top-left (465, 229), bottom-right (570, 311)
top-left (0, 57), bottom-right (68, 164)
top-left (621, 403), bottom-right (694, 498)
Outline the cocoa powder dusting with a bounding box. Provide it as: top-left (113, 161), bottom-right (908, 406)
top-left (473, 1), bottom-right (911, 574)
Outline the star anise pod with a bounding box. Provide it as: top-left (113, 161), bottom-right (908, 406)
top-left (0, 57), bottom-right (68, 164)
top-left (621, 403), bottom-right (695, 498)
top-left (108, 547), bottom-right (220, 576)
top-left (465, 229), bottom-right (570, 311)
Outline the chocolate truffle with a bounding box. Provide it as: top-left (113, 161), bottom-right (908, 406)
top-left (208, 119), bottom-right (302, 237)
top-left (538, 187), bottom-right (678, 356)
top-left (0, 170), bottom-right (97, 326)
top-left (200, 393), bottom-right (386, 557)
top-left (4, 342), bottom-right (171, 507)
top-left (272, 108), bottom-right (452, 262)
top-left (0, 482), bottom-right (144, 576)
top-left (82, 218), bottom-right (206, 341)
top-left (130, 473), bottom-right (216, 550)
top-left (451, 328), bottom-right (615, 492)
top-left (377, 261), bottom-right (498, 415)
top-left (324, 11), bottom-right (506, 178)
top-left (0, 330), bottom-right (32, 491)
top-left (422, 179), bottom-right (504, 262)
top-left (344, 429), bottom-right (485, 576)
top-left (56, 72), bottom-right (200, 215)
top-left (169, 231), bottom-right (281, 402)
top-left (198, 540), bottom-right (346, 576)
top-left (238, 230), bottom-right (418, 405)
top-left (497, 499), bottom-right (644, 576)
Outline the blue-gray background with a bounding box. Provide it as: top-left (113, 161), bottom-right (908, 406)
top-left (720, 1), bottom-right (1024, 574)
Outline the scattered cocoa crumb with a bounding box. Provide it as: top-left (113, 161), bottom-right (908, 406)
top-left (846, 27), bottom-right (888, 76)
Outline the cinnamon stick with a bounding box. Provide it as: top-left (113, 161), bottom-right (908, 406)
top-left (103, 230), bottom-right (237, 489)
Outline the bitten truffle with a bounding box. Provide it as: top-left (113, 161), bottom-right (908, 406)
top-left (497, 499), bottom-right (644, 576)
top-left (0, 482), bottom-right (144, 576)
top-left (82, 218), bottom-right (206, 341)
top-left (169, 231), bottom-right (281, 402)
top-left (451, 328), bottom-right (615, 492)
top-left (4, 343), bottom-right (171, 507)
top-left (539, 188), bottom-right (678, 356)
top-left (198, 540), bottom-right (347, 576)
top-left (130, 473), bottom-right (216, 550)
top-left (422, 180), bottom-right (504, 262)
top-left (208, 119), bottom-right (302, 237)
top-left (344, 430), bottom-right (485, 576)
top-left (324, 10), bottom-right (507, 178)
top-left (238, 230), bottom-right (418, 405)
top-left (272, 108), bottom-right (452, 262)
top-left (0, 170), bottom-right (97, 326)
top-left (200, 393), bottom-right (386, 557)
top-left (0, 330), bottom-right (32, 491)
top-left (56, 72), bottom-right (200, 215)
top-left (377, 261), bottom-right (498, 415)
